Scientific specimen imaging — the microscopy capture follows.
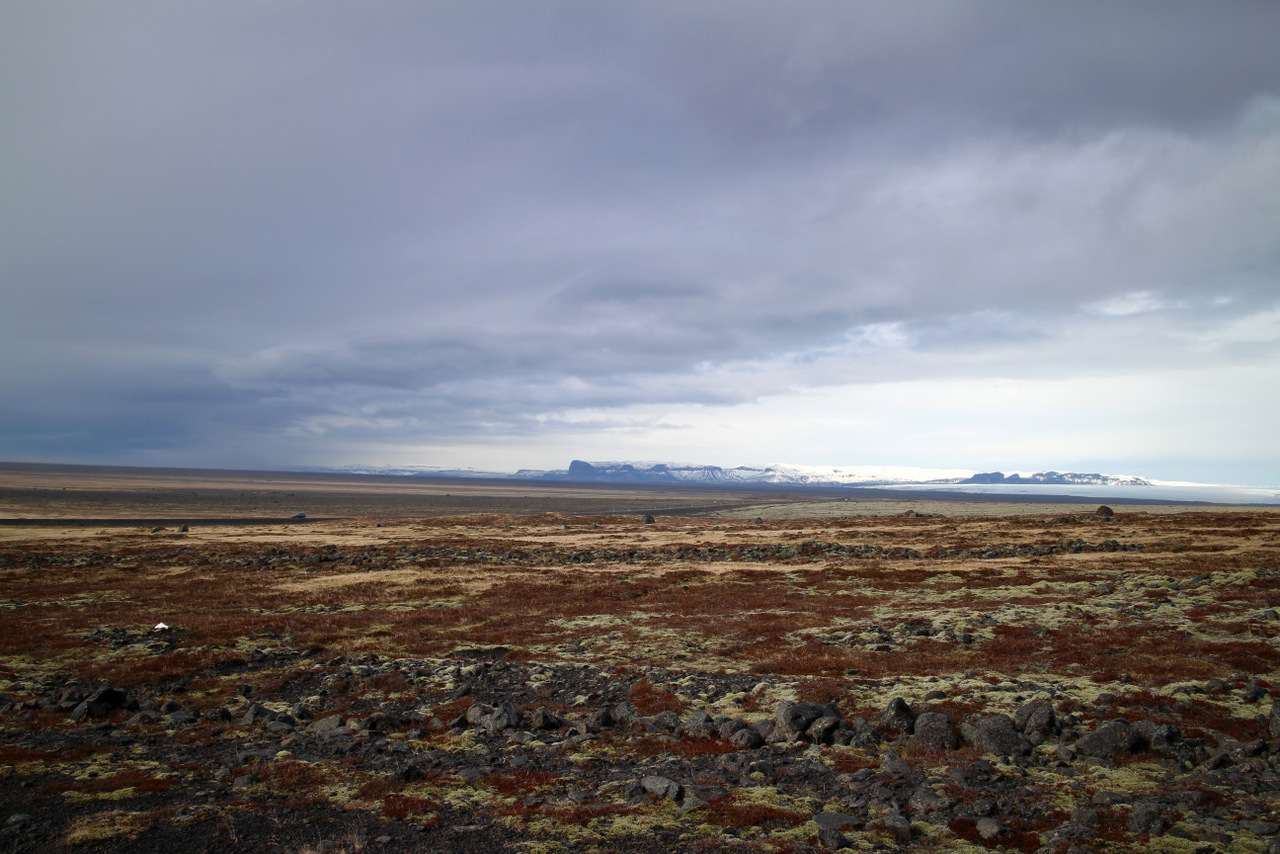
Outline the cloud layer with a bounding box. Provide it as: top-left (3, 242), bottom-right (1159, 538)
top-left (3, 2), bottom-right (1279, 483)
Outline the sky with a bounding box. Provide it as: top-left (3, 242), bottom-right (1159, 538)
top-left (2, 1), bottom-right (1279, 486)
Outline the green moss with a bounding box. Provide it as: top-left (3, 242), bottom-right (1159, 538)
top-left (1142, 836), bottom-right (1217, 854)
top-left (62, 810), bottom-right (151, 846)
top-left (1086, 762), bottom-right (1162, 795)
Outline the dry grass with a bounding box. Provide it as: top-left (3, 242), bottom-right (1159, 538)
top-left (2, 508), bottom-right (1277, 698)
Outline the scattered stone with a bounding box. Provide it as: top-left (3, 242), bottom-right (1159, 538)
top-left (912, 711), bottom-right (959, 751)
top-left (1072, 808), bottom-right (1100, 827)
top-left (878, 697), bottom-right (917, 735)
top-left (1014, 698), bottom-right (1058, 737)
top-left (308, 714), bottom-right (348, 735)
top-left (879, 811), bottom-right (913, 842)
top-left (808, 715), bottom-right (842, 745)
top-left (1241, 685), bottom-right (1268, 702)
top-left (817, 826), bottom-right (850, 849)
top-left (480, 701), bottom-right (522, 735)
top-left (653, 710), bottom-right (681, 731)
top-left (526, 706), bottom-right (566, 730)
top-left (960, 714), bottom-right (1031, 756)
top-left (975, 817), bottom-right (1004, 841)
top-left (1127, 805), bottom-right (1165, 834)
top-left (1241, 820), bottom-right (1280, 835)
top-left (681, 709), bottom-right (715, 738)
top-left (1132, 719), bottom-right (1180, 751)
top-left (813, 813), bottom-right (860, 832)
top-left (640, 775), bottom-right (682, 800)
top-left (1075, 719), bottom-right (1142, 758)
top-left (775, 700), bottom-right (836, 740)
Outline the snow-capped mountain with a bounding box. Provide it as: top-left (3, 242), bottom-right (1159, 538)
top-left (548, 460), bottom-right (1149, 487)
top-left (958, 471), bottom-right (1151, 487)
top-left (307, 460), bottom-right (1152, 488)
top-left (299, 460), bottom-right (1279, 502)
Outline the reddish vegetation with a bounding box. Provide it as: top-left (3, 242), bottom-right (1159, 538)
top-left (381, 796), bottom-right (441, 821)
top-left (628, 678), bottom-right (685, 715)
top-left (628, 735), bottom-right (738, 758)
top-left (1, 502), bottom-right (1277, 853)
top-left (38, 768), bottom-right (177, 796)
top-left (701, 800), bottom-right (806, 831)
top-left (488, 769), bottom-right (559, 798)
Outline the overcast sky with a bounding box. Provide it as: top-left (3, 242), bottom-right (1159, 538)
top-left (3, 1), bottom-right (1278, 485)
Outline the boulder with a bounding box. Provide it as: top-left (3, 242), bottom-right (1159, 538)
top-left (807, 715), bottom-right (842, 745)
top-left (976, 818), bottom-right (1005, 841)
top-left (878, 811), bottom-right (912, 842)
top-left (69, 700), bottom-right (109, 721)
top-left (775, 701), bottom-right (836, 740)
top-left (878, 697), bottom-right (917, 735)
top-left (1014, 699), bottom-right (1058, 737)
top-left (961, 714), bottom-right (1031, 756)
top-left (640, 775), bottom-right (682, 800)
top-left (908, 784), bottom-right (955, 813)
top-left (1075, 719), bottom-right (1142, 758)
top-left (813, 813), bottom-right (860, 832)
top-left (87, 686), bottom-right (128, 709)
top-left (717, 718), bottom-right (747, 739)
top-left (817, 826), bottom-right (850, 850)
top-left (526, 706), bottom-right (566, 731)
top-left (307, 714), bottom-right (348, 734)
top-left (363, 711), bottom-right (401, 732)
top-left (1127, 805), bottom-right (1165, 834)
top-left (912, 712), bottom-right (960, 751)
top-left (464, 703), bottom-right (493, 727)
top-left (1132, 720), bottom-right (1180, 751)
top-left (241, 704), bottom-right (277, 725)
top-left (652, 710), bottom-right (681, 731)
top-left (481, 701), bottom-right (522, 735)
top-left (681, 710), bottom-right (716, 738)
top-left (57, 689), bottom-right (84, 712)
top-left (836, 717), bottom-right (883, 750)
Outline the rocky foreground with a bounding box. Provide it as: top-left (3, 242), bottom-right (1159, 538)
top-left (1, 507), bottom-right (1279, 853)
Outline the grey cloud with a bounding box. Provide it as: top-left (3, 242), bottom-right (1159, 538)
top-left (2, 2), bottom-right (1279, 472)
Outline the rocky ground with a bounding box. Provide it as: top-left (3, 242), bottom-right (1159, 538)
top-left (2, 505), bottom-right (1279, 853)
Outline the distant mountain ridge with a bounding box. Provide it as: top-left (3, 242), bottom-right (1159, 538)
top-left (959, 470), bottom-right (1150, 486)
top-left (311, 460), bottom-right (1151, 488)
top-left (546, 460), bottom-right (1150, 487)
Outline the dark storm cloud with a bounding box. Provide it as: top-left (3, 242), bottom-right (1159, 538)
top-left (2, 1), bottom-right (1278, 468)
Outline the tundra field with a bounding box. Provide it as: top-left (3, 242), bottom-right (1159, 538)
top-left (2, 466), bottom-right (1280, 854)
